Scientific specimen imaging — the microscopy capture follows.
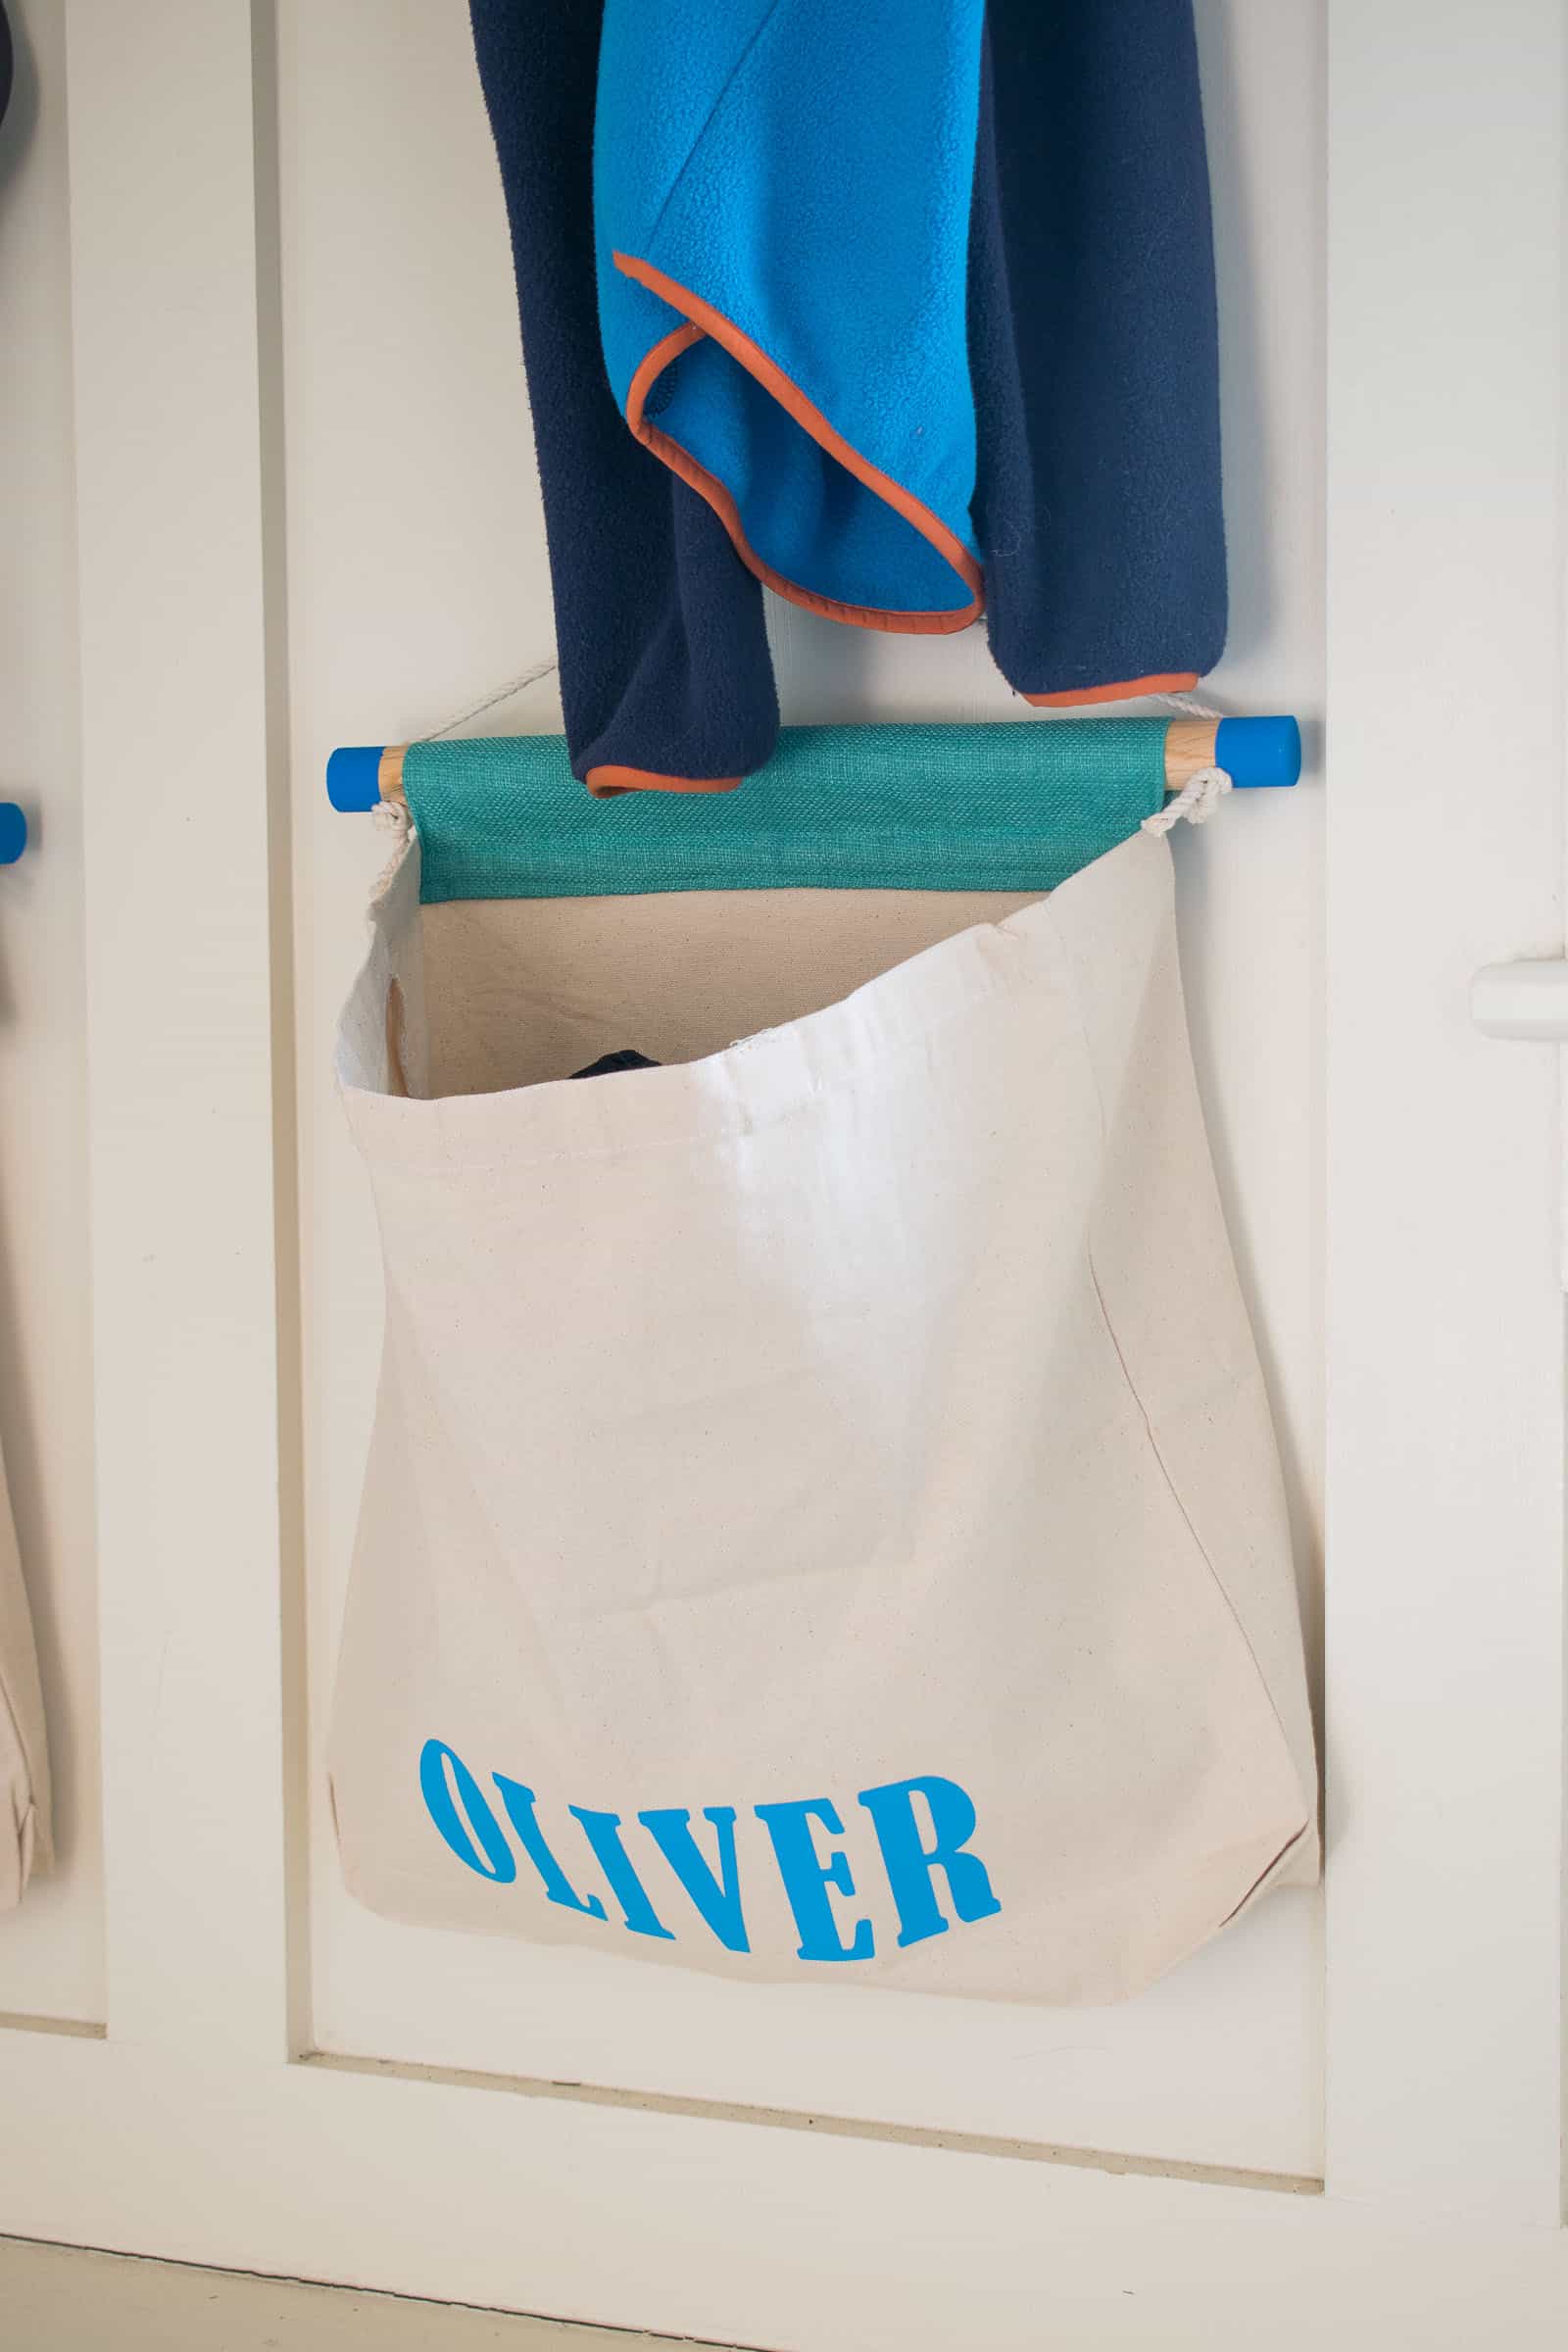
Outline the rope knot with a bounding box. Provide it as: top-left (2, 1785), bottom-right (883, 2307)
top-left (1142, 763), bottom-right (1233, 836)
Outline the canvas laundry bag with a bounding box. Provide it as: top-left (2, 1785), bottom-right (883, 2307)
top-left (328, 810), bottom-right (1318, 2005)
top-left (0, 1436), bottom-right (51, 1910)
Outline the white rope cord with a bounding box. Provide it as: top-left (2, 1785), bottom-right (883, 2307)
top-left (368, 791), bottom-right (413, 900)
top-left (415, 656), bottom-right (560, 745)
top-left (373, 656), bottom-right (560, 876)
top-left (1141, 761), bottom-right (1232, 834)
top-left (1140, 686), bottom-right (1233, 834)
top-left (1149, 688), bottom-right (1224, 722)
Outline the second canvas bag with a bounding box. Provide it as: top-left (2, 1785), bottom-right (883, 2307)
top-left (327, 724), bottom-right (1318, 2005)
top-left (0, 1431), bottom-right (51, 1912)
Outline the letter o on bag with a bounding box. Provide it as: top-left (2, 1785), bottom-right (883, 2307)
top-left (418, 1739), bottom-right (516, 1882)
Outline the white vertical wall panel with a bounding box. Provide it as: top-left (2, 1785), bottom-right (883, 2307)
top-left (0, 0), bottom-right (104, 2026)
top-left (1324, 0), bottom-right (1566, 2227)
top-left (67, 0), bottom-right (290, 2060)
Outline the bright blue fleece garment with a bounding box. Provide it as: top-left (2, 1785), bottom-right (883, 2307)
top-left (594, 0), bottom-right (986, 630)
top-left (471, 1), bottom-right (1226, 789)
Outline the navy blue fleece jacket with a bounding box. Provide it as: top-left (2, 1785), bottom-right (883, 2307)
top-left (470, 1), bottom-right (1225, 787)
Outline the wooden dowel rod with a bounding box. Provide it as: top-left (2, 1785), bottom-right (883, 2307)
top-left (1162, 719), bottom-right (1220, 792)
top-left (383, 722), bottom-right (1223, 799)
top-left (380, 727), bottom-right (1222, 802)
top-left (328, 716), bottom-right (1301, 811)
top-left (378, 744), bottom-right (408, 807)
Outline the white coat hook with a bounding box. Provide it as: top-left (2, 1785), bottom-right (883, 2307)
top-left (1471, 959), bottom-right (1568, 1289)
top-left (1470, 959), bottom-right (1568, 1041)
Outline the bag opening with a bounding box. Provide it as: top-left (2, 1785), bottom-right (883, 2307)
top-left (407, 884), bottom-right (1043, 1100)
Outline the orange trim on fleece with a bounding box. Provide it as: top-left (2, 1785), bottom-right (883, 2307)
top-left (1026, 672), bottom-right (1200, 708)
top-left (615, 255), bottom-right (983, 637)
top-left (586, 761), bottom-right (743, 800)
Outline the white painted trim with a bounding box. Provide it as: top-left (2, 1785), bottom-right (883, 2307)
top-left (0, 2033), bottom-right (1563, 2350)
top-left (1323, 0), bottom-right (1566, 2225)
top-left (301, 2049), bottom-right (1323, 2199)
top-left (65, 0), bottom-right (292, 2062)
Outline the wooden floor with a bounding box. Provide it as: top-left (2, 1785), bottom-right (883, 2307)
top-left (0, 2235), bottom-right (736, 2350)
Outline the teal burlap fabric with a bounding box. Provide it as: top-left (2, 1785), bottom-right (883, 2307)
top-left (401, 721), bottom-right (1166, 903)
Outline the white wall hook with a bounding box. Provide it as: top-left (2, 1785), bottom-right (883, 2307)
top-left (1470, 959), bottom-right (1568, 1040)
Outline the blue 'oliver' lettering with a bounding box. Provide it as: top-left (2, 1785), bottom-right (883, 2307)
top-left (493, 1775), bottom-right (607, 1919)
top-left (418, 1739), bottom-right (515, 1883)
top-left (754, 1797), bottom-right (873, 1961)
top-left (638, 1806), bottom-right (750, 1952)
top-left (569, 1807), bottom-right (673, 1940)
top-left (857, 1774), bottom-right (1002, 1947)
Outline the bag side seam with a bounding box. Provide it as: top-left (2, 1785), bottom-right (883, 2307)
top-left (1048, 906), bottom-right (1314, 1838)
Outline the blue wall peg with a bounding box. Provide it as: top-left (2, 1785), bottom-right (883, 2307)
top-left (326, 746), bottom-right (388, 813)
top-left (1213, 715), bottom-right (1301, 790)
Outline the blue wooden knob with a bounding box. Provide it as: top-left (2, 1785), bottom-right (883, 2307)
top-left (1213, 716), bottom-right (1301, 789)
top-left (0, 805), bottom-right (26, 863)
top-left (326, 747), bottom-right (387, 812)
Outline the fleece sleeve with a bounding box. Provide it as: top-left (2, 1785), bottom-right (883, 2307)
top-left (968, 0), bottom-right (1228, 705)
top-left (468, 0), bottom-right (780, 796)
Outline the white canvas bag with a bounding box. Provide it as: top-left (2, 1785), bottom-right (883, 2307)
top-left (0, 1437), bottom-right (51, 1911)
top-left (328, 822), bottom-right (1317, 2004)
